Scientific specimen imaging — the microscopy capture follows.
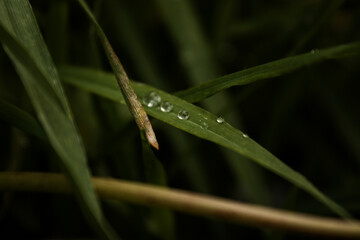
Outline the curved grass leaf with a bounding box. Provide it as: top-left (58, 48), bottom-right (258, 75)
top-left (176, 41), bottom-right (360, 103)
top-left (154, 0), bottom-right (218, 84)
top-left (103, 0), bottom-right (165, 89)
top-left (59, 65), bottom-right (350, 218)
top-left (0, 1), bottom-right (118, 239)
top-left (140, 132), bottom-right (175, 240)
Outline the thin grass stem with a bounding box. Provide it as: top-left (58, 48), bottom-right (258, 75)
top-left (1, 172), bottom-right (359, 238)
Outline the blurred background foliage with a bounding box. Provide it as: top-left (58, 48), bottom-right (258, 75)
top-left (0, 0), bottom-right (360, 239)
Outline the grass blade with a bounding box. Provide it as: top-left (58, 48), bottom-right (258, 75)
top-left (1, 172), bottom-right (360, 237)
top-left (60, 66), bottom-right (350, 218)
top-left (46, 0), bottom-right (69, 64)
top-left (0, 1), bottom-right (118, 239)
top-left (103, 0), bottom-right (166, 89)
top-left (77, 0), bottom-right (158, 150)
top-left (176, 42), bottom-right (360, 103)
top-left (140, 132), bottom-right (175, 240)
top-left (141, 132), bottom-right (167, 186)
top-left (154, 0), bottom-right (218, 84)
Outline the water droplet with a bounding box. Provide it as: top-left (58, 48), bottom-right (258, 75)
top-left (200, 120), bottom-right (208, 129)
top-left (178, 110), bottom-right (190, 120)
top-left (143, 91), bottom-right (161, 107)
top-left (160, 101), bottom-right (173, 112)
top-left (242, 133), bottom-right (249, 138)
top-left (216, 116), bottom-right (225, 123)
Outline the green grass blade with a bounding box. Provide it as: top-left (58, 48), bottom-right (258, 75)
top-left (141, 131), bottom-right (167, 186)
top-left (103, 0), bottom-right (165, 89)
top-left (0, 99), bottom-right (46, 140)
top-left (60, 65), bottom-right (350, 218)
top-left (154, 0), bottom-right (218, 83)
top-left (0, 1), bottom-right (70, 113)
top-left (140, 132), bottom-right (175, 240)
top-left (46, 0), bottom-right (69, 64)
top-left (0, 1), bottom-right (119, 239)
top-left (176, 42), bottom-right (360, 103)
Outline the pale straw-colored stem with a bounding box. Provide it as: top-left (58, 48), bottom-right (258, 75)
top-left (0, 172), bottom-right (359, 238)
top-left (77, 0), bottom-right (158, 149)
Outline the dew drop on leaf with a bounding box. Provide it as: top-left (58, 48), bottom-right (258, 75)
top-left (216, 116), bottom-right (225, 123)
top-left (143, 91), bottom-right (161, 107)
top-left (200, 120), bottom-right (208, 129)
top-left (160, 101), bottom-right (173, 112)
top-left (178, 110), bottom-right (190, 120)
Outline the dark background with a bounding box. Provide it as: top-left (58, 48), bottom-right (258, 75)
top-left (0, 0), bottom-right (359, 239)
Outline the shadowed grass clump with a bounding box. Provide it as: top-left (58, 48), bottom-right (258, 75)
top-left (1, 0), bottom-right (360, 239)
